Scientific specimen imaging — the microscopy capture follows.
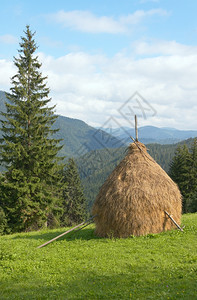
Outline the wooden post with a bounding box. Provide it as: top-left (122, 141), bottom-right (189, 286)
top-left (164, 211), bottom-right (183, 232)
top-left (37, 215), bottom-right (96, 249)
top-left (135, 115), bottom-right (138, 142)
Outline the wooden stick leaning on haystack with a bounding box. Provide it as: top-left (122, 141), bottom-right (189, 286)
top-left (164, 211), bottom-right (183, 232)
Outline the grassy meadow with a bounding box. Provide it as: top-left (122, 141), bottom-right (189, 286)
top-left (0, 213), bottom-right (197, 299)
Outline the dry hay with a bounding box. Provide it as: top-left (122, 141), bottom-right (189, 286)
top-left (92, 142), bottom-right (182, 237)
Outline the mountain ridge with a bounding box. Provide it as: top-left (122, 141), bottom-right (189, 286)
top-left (102, 124), bottom-right (197, 144)
top-left (0, 90), bottom-right (126, 158)
top-left (1, 90), bottom-right (196, 155)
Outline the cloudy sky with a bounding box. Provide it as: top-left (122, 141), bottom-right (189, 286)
top-left (0, 0), bottom-right (197, 130)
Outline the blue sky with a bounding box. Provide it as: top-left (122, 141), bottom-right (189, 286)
top-left (0, 0), bottom-right (197, 130)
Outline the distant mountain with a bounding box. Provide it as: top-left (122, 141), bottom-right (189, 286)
top-left (102, 125), bottom-right (197, 144)
top-left (53, 115), bottom-right (126, 157)
top-left (0, 91), bottom-right (7, 113)
top-left (0, 91), bottom-right (126, 158)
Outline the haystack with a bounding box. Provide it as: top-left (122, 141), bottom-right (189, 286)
top-left (92, 142), bottom-right (182, 237)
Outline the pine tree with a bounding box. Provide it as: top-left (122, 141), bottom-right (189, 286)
top-left (61, 158), bottom-right (87, 226)
top-left (0, 207), bottom-right (8, 235)
top-left (190, 138), bottom-right (197, 189)
top-left (0, 26), bottom-right (64, 232)
top-left (187, 138), bottom-right (197, 212)
top-left (169, 144), bottom-right (191, 213)
top-left (187, 191), bottom-right (197, 213)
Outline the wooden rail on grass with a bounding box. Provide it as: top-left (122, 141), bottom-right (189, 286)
top-left (37, 215), bottom-right (97, 249)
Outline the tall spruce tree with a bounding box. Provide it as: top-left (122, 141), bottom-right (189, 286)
top-left (190, 138), bottom-right (197, 189)
top-left (169, 140), bottom-right (197, 213)
top-left (0, 26), bottom-right (64, 232)
top-left (168, 144), bottom-right (191, 213)
top-left (61, 158), bottom-right (87, 226)
top-left (187, 138), bottom-right (197, 212)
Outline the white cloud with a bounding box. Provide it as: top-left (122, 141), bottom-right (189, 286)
top-left (48, 9), bottom-right (169, 34)
top-left (133, 39), bottom-right (197, 56)
top-left (0, 34), bottom-right (18, 44)
top-left (51, 10), bottom-right (124, 33)
top-left (0, 59), bottom-right (16, 89)
top-left (1, 40), bottom-right (197, 130)
top-left (120, 9), bottom-right (168, 25)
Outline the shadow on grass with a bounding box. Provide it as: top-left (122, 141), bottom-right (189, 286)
top-left (1, 267), bottom-right (197, 300)
top-left (12, 227), bottom-right (101, 243)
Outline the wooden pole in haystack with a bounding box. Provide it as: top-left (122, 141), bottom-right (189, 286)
top-left (135, 115), bottom-right (138, 142)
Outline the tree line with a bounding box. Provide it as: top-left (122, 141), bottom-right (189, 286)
top-left (168, 139), bottom-right (197, 213)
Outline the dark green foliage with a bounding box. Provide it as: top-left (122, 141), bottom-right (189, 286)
top-left (0, 26), bottom-right (64, 232)
top-left (77, 148), bottom-right (125, 209)
top-left (147, 143), bottom-right (178, 171)
top-left (187, 138), bottom-right (197, 212)
top-left (0, 207), bottom-right (8, 235)
top-left (169, 138), bottom-right (197, 213)
top-left (190, 138), bottom-right (197, 189)
top-left (169, 145), bottom-right (191, 212)
top-left (186, 190), bottom-right (197, 213)
top-left (61, 158), bottom-right (87, 226)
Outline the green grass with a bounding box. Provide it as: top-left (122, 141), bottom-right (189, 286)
top-left (0, 214), bottom-right (197, 300)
